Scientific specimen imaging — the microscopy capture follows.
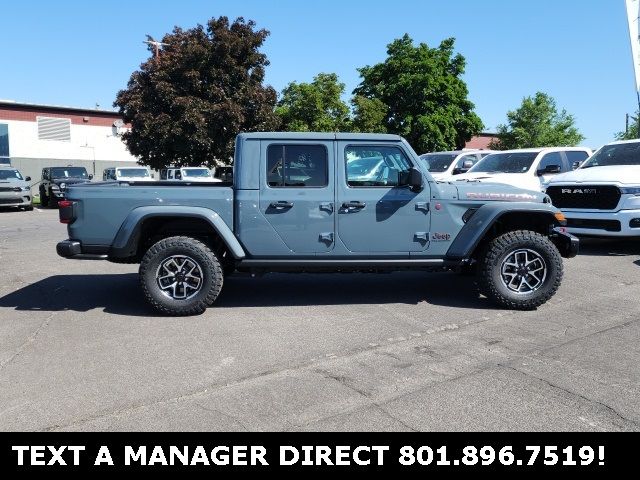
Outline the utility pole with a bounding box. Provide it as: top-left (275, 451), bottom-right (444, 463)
top-left (626, 0), bottom-right (640, 137)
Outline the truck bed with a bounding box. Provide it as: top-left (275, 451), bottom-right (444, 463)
top-left (66, 181), bottom-right (234, 247)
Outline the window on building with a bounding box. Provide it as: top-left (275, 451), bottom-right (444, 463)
top-left (0, 124), bottom-right (9, 161)
top-left (267, 144), bottom-right (328, 187)
top-left (37, 117), bottom-right (71, 141)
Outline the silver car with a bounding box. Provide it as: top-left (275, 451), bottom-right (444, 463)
top-left (0, 166), bottom-right (33, 211)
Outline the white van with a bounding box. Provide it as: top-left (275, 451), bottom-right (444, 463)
top-left (159, 167), bottom-right (221, 182)
top-left (451, 147), bottom-right (592, 191)
top-left (103, 167), bottom-right (153, 182)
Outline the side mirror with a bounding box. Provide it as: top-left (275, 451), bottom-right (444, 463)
top-left (462, 160), bottom-right (474, 169)
top-left (572, 161), bottom-right (582, 170)
top-left (537, 164), bottom-right (561, 176)
top-left (88, 174), bottom-right (94, 180)
top-left (25, 176), bottom-right (31, 182)
top-left (151, 173), bottom-right (155, 179)
top-left (407, 167), bottom-right (423, 191)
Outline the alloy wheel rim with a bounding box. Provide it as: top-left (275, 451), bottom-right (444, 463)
top-left (156, 255), bottom-right (204, 300)
top-left (500, 249), bottom-right (547, 294)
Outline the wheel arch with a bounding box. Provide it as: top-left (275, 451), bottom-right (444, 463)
top-left (446, 203), bottom-right (563, 262)
top-left (109, 206), bottom-right (246, 261)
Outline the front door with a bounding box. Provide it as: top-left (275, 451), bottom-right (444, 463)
top-left (259, 141), bottom-right (335, 253)
top-left (336, 142), bottom-right (431, 253)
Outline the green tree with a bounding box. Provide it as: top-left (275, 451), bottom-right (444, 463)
top-left (493, 92), bottom-right (584, 150)
top-left (615, 112), bottom-right (639, 140)
top-left (353, 34), bottom-right (483, 153)
top-left (351, 96), bottom-right (388, 133)
top-left (114, 17), bottom-right (279, 169)
top-left (276, 73), bottom-right (351, 132)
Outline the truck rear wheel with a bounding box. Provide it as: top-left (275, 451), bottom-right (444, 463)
top-left (139, 236), bottom-right (223, 316)
top-left (478, 230), bottom-right (563, 310)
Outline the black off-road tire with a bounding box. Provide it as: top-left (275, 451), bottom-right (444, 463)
top-left (40, 190), bottom-right (49, 208)
top-left (477, 230), bottom-right (563, 310)
top-left (139, 236), bottom-right (223, 316)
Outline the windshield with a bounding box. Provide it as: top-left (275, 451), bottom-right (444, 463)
top-left (420, 153), bottom-right (457, 173)
top-left (581, 142), bottom-right (640, 168)
top-left (0, 169), bottom-right (23, 181)
top-left (468, 152), bottom-right (538, 174)
top-left (117, 168), bottom-right (149, 178)
top-left (51, 167), bottom-right (88, 178)
top-left (182, 168), bottom-right (211, 178)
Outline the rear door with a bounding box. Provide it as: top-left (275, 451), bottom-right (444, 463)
top-left (336, 142), bottom-right (431, 253)
top-left (259, 141), bottom-right (335, 253)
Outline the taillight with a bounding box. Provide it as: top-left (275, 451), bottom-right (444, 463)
top-left (58, 200), bottom-right (76, 224)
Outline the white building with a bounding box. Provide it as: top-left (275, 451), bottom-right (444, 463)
top-left (0, 100), bottom-right (138, 182)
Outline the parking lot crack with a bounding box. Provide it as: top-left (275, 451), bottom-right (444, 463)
top-left (314, 369), bottom-right (372, 398)
top-left (0, 312), bottom-right (57, 371)
top-left (501, 364), bottom-right (640, 429)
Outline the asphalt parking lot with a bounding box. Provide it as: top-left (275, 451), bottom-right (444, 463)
top-left (0, 207), bottom-right (639, 432)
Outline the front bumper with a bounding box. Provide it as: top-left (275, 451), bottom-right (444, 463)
top-left (550, 228), bottom-right (579, 258)
top-left (56, 240), bottom-right (108, 260)
top-left (0, 191), bottom-right (31, 207)
top-left (563, 209), bottom-right (640, 237)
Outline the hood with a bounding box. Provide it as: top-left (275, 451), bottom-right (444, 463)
top-left (454, 181), bottom-right (546, 203)
top-left (0, 180), bottom-right (29, 190)
top-left (451, 171), bottom-right (542, 192)
top-left (53, 178), bottom-right (91, 185)
top-left (548, 165), bottom-right (640, 185)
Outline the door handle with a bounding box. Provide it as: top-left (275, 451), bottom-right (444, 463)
top-left (270, 201), bottom-right (294, 210)
top-left (342, 201), bottom-right (366, 210)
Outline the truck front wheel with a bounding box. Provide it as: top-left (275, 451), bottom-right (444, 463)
top-left (478, 230), bottom-right (563, 310)
top-left (139, 236), bottom-right (223, 316)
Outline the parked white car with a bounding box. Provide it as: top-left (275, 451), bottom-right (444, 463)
top-left (450, 147), bottom-right (592, 192)
top-left (103, 167), bottom-right (154, 182)
top-left (545, 139), bottom-right (640, 237)
top-left (160, 167), bottom-right (221, 183)
top-left (419, 150), bottom-right (494, 181)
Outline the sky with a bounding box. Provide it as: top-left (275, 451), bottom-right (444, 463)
top-left (0, 0), bottom-right (635, 148)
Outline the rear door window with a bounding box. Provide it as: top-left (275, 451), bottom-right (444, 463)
top-left (267, 144), bottom-right (328, 187)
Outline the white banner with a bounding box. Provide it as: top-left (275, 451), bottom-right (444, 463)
top-left (626, 0), bottom-right (640, 92)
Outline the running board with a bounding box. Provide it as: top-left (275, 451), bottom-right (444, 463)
top-left (237, 258), bottom-right (451, 272)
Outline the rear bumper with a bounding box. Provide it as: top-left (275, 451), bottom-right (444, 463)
top-left (56, 240), bottom-right (108, 260)
top-left (550, 228), bottom-right (579, 258)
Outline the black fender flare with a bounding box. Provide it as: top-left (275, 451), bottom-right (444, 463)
top-left (445, 202), bottom-right (567, 261)
top-left (109, 206), bottom-right (246, 260)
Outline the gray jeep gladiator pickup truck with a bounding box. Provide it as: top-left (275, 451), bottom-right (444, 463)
top-left (57, 132), bottom-right (578, 315)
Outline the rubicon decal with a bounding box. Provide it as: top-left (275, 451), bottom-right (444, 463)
top-left (466, 192), bottom-right (538, 201)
